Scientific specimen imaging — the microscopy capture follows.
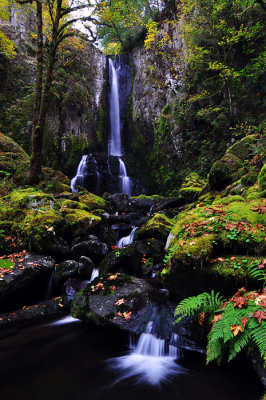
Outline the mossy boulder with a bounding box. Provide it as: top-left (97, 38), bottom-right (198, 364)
top-left (162, 198), bottom-right (265, 297)
top-left (179, 173), bottom-right (207, 202)
top-left (100, 239), bottom-right (164, 276)
top-left (53, 260), bottom-right (79, 292)
top-left (63, 208), bottom-right (101, 236)
top-left (137, 213), bottom-right (174, 241)
top-left (6, 188), bottom-right (55, 208)
top-left (60, 199), bottom-right (90, 212)
top-left (38, 168), bottom-right (71, 194)
top-left (78, 193), bottom-right (108, 210)
top-left (226, 134), bottom-right (264, 162)
top-left (208, 153), bottom-right (243, 190)
top-left (0, 132), bottom-right (29, 174)
top-left (258, 164), bottom-right (266, 191)
top-left (22, 208), bottom-right (66, 254)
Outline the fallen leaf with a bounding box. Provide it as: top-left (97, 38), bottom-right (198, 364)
top-left (189, 241), bottom-right (195, 246)
top-left (231, 257), bottom-right (236, 260)
top-left (252, 310), bottom-right (266, 324)
top-left (230, 324), bottom-right (243, 336)
top-left (123, 311), bottom-right (132, 320)
top-left (212, 314), bottom-right (223, 324)
top-left (180, 240), bottom-right (186, 247)
top-left (241, 316), bottom-right (249, 327)
top-left (115, 299), bottom-right (125, 306)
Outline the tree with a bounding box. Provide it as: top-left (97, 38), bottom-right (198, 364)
top-left (16, 0), bottom-right (97, 183)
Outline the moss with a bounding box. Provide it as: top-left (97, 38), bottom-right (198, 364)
top-left (241, 169), bottom-right (258, 187)
top-left (0, 259), bottom-right (14, 269)
top-left (96, 108), bottom-right (104, 144)
top-left (6, 188), bottom-right (54, 208)
top-left (212, 195), bottom-right (245, 205)
top-left (60, 199), bottom-right (90, 212)
top-left (63, 208), bottom-right (101, 236)
top-left (137, 213), bottom-right (174, 241)
top-left (22, 208), bottom-right (65, 252)
top-left (258, 164), bottom-right (266, 191)
top-left (208, 153), bottom-right (243, 190)
top-left (179, 172), bottom-right (207, 202)
top-left (130, 194), bottom-right (163, 201)
top-left (226, 134), bottom-right (262, 161)
top-left (78, 193), bottom-right (108, 210)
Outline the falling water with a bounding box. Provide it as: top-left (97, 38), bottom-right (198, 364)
top-left (45, 266), bottom-right (56, 300)
top-left (70, 155), bottom-right (88, 193)
top-left (109, 306), bottom-right (185, 385)
top-left (117, 226), bottom-right (138, 248)
top-left (108, 58), bottom-right (122, 157)
top-left (119, 158), bottom-right (131, 196)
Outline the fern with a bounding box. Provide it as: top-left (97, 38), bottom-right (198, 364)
top-left (174, 290), bottom-right (224, 324)
top-left (247, 262), bottom-right (266, 287)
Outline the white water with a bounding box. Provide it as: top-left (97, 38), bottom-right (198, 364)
top-left (81, 268), bottom-right (100, 288)
top-left (109, 58), bottom-right (122, 157)
top-left (109, 308), bottom-right (185, 385)
top-left (117, 226), bottom-right (138, 248)
top-left (70, 155), bottom-right (88, 193)
top-left (45, 266), bottom-right (56, 300)
top-left (119, 158), bottom-right (131, 196)
top-left (48, 316), bottom-right (80, 326)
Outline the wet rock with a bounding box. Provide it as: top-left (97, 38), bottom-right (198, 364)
top-left (71, 275), bottom-right (153, 334)
top-left (0, 253), bottom-right (55, 312)
top-left (71, 239), bottom-right (110, 261)
top-left (107, 193), bottom-right (129, 212)
top-left (137, 213), bottom-right (174, 241)
top-left (71, 235), bottom-right (99, 248)
top-left (100, 239), bottom-right (164, 276)
top-left (78, 256), bottom-right (95, 278)
top-left (53, 260), bottom-right (79, 292)
top-left (63, 278), bottom-right (85, 303)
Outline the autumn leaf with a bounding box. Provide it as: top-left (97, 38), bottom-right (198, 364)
top-left (252, 310), bottom-right (266, 324)
top-left (180, 240), bottom-right (186, 247)
top-left (123, 311), bottom-right (132, 320)
top-left (210, 259), bottom-right (217, 264)
top-left (212, 314), bottom-right (223, 324)
top-left (230, 257), bottom-right (236, 260)
top-left (218, 257), bottom-right (225, 262)
top-left (230, 324), bottom-right (243, 336)
top-left (189, 241), bottom-right (195, 246)
top-left (111, 245), bottom-right (118, 250)
top-left (117, 312), bottom-right (122, 316)
top-left (108, 274), bottom-right (117, 280)
top-left (111, 285), bottom-right (116, 291)
top-left (233, 296), bottom-right (248, 309)
top-left (241, 316), bottom-right (249, 327)
top-left (115, 299), bottom-right (125, 306)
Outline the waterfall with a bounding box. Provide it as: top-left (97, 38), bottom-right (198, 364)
top-left (45, 266), bottom-right (56, 300)
top-left (70, 155), bottom-right (88, 193)
top-left (109, 306), bottom-right (186, 385)
top-left (119, 158), bottom-right (131, 196)
top-left (89, 268), bottom-right (99, 282)
top-left (108, 58), bottom-right (122, 157)
top-left (117, 226), bottom-right (138, 248)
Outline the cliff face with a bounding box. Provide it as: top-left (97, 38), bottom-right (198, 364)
top-left (0, 5), bottom-right (107, 177)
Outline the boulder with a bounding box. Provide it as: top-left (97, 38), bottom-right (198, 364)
top-left (179, 172), bottom-right (207, 202)
top-left (0, 253), bottom-right (55, 312)
top-left (137, 213), bottom-right (174, 241)
top-left (71, 239), bottom-right (110, 261)
top-left (78, 256), bottom-right (95, 278)
top-left (53, 260), bottom-right (79, 292)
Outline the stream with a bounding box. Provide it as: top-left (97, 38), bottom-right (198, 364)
top-left (0, 319), bottom-right (261, 400)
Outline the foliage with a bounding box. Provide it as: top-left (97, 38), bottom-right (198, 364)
top-left (174, 290), bottom-right (225, 323)
top-left (0, 0), bottom-right (16, 59)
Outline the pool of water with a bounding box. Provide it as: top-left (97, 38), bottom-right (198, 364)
top-left (0, 318), bottom-right (263, 400)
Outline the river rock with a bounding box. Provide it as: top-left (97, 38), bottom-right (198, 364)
top-left (0, 253), bottom-right (55, 312)
top-left (78, 256), bottom-right (95, 278)
top-left (100, 239), bottom-right (165, 275)
top-left (71, 239), bottom-right (110, 261)
top-left (53, 260), bottom-right (79, 292)
top-left (71, 275), bottom-right (153, 334)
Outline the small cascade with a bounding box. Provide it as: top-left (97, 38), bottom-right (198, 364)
top-left (117, 226), bottom-right (138, 248)
top-left (45, 266), bottom-right (56, 300)
top-left (89, 268), bottom-right (99, 282)
top-left (81, 268), bottom-right (100, 288)
top-left (119, 158), bottom-right (131, 196)
top-left (109, 306), bottom-right (185, 385)
top-left (48, 316), bottom-right (80, 326)
top-left (70, 155), bottom-right (88, 193)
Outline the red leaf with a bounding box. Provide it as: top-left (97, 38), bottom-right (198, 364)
top-left (252, 310), bottom-right (266, 324)
top-left (241, 316), bottom-right (249, 328)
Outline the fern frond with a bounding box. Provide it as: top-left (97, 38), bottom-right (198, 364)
top-left (174, 290), bottom-right (224, 323)
top-left (228, 329), bottom-right (250, 361)
top-left (247, 263), bottom-right (266, 288)
top-left (250, 320), bottom-right (266, 358)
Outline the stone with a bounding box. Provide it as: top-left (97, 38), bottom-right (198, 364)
top-left (71, 240), bottom-right (110, 261)
top-left (53, 260), bottom-right (79, 292)
top-left (78, 256), bottom-right (95, 278)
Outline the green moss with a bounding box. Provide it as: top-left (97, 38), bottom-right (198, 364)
top-left (6, 188), bottom-right (54, 208)
top-left (137, 213), bottom-right (174, 241)
top-left (60, 199), bottom-right (90, 212)
top-left (130, 194), bottom-right (163, 201)
top-left (208, 153), bottom-right (243, 190)
top-left (179, 172), bottom-right (207, 202)
top-left (0, 259), bottom-right (14, 270)
top-left (63, 208), bottom-right (101, 236)
top-left (226, 134), bottom-right (262, 161)
top-left (212, 195), bottom-right (244, 205)
top-left (78, 193), bottom-right (108, 210)
top-left (258, 164), bottom-right (266, 191)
